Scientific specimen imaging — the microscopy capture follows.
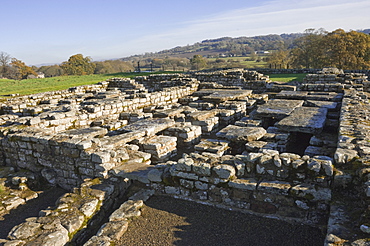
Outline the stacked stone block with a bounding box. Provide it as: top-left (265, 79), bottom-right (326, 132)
top-left (188, 110), bottom-right (219, 136)
top-left (141, 135), bottom-right (177, 163)
top-left (161, 122), bottom-right (202, 148)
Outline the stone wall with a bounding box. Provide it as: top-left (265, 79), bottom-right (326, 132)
top-left (143, 151), bottom-right (332, 227)
top-left (191, 69), bottom-right (270, 92)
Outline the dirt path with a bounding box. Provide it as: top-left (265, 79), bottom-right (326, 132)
top-left (118, 195), bottom-right (325, 246)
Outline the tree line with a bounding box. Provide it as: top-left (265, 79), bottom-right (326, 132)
top-left (0, 53), bottom-right (135, 79)
top-left (268, 28), bottom-right (370, 69)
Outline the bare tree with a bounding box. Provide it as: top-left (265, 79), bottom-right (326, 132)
top-left (0, 51), bottom-right (11, 78)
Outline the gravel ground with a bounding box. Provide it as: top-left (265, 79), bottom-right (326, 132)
top-left (0, 187), bottom-right (66, 239)
top-left (118, 195), bottom-right (325, 246)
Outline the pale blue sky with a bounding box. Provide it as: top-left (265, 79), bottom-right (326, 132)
top-left (1, 0), bottom-right (370, 65)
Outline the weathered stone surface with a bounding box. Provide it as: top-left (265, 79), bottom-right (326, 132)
top-left (192, 162), bottom-right (212, 176)
top-left (34, 225), bottom-right (69, 246)
top-left (305, 100), bottom-right (338, 110)
top-left (212, 164), bottom-right (236, 179)
top-left (276, 107), bottom-right (328, 134)
top-left (147, 168), bottom-right (163, 182)
top-left (109, 200), bottom-right (143, 221)
top-left (195, 139), bottom-right (229, 155)
top-left (334, 148), bottom-right (358, 164)
top-left (59, 127), bottom-right (108, 139)
top-left (79, 198), bottom-right (99, 217)
top-left (202, 89), bottom-right (252, 103)
top-left (188, 110), bottom-right (218, 121)
top-left (255, 99), bottom-right (304, 119)
top-left (128, 189), bottom-right (155, 202)
top-left (290, 184), bottom-right (331, 201)
top-left (3, 240), bottom-right (25, 246)
top-left (97, 220), bottom-right (129, 240)
top-left (275, 90), bottom-right (309, 100)
top-left (245, 141), bottom-right (268, 152)
top-left (3, 197), bottom-right (26, 211)
top-left (229, 178), bottom-right (257, 190)
top-left (307, 159), bottom-right (321, 173)
top-left (216, 125), bottom-right (266, 142)
top-left (8, 222), bottom-right (41, 240)
top-left (83, 236), bottom-right (111, 246)
top-left (59, 209), bottom-right (85, 233)
top-left (257, 181), bottom-right (291, 195)
top-left (175, 158), bottom-right (194, 172)
top-left (120, 118), bottom-right (175, 137)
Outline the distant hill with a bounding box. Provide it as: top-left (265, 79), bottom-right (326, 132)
top-left (121, 33), bottom-right (304, 61)
top-left (359, 29), bottom-right (370, 35)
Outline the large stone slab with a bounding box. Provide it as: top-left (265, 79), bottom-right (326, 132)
top-left (216, 125), bottom-right (266, 142)
top-left (276, 107), bottom-right (327, 134)
top-left (274, 91), bottom-right (308, 100)
top-left (305, 100), bottom-right (338, 110)
top-left (275, 90), bottom-right (342, 102)
top-left (255, 99), bottom-right (304, 120)
top-left (119, 118), bottom-right (175, 137)
top-left (202, 89), bottom-right (252, 103)
top-left (188, 110), bottom-right (218, 121)
top-left (56, 127), bottom-right (108, 139)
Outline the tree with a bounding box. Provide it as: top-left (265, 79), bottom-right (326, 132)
top-left (290, 28), bottom-right (327, 69)
top-left (289, 28), bottom-right (370, 70)
top-left (61, 54), bottom-right (96, 75)
top-left (190, 55), bottom-right (207, 70)
top-left (10, 58), bottom-right (37, 79)
top-left (93, 60), bottom-right (134, 74)
top-left (0, 52), bottom-right (11, 78)
top-left (37, 65), bottom-right (64, 77)
top-left (323, 29), bottom-right (370, 69)
top-left (268, 49), bottom-right (291, 69)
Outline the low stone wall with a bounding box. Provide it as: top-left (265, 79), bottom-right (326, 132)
top-left (191, 69), bottom-right (270, 92)
top-left (301, 72), bottom-right (368, 92)
top-left (0, 126), bottom-right (151, 190)
top-left (135, 74), bottom-right (199, 92)
top-left (144, 150), bottom-right (333, 227)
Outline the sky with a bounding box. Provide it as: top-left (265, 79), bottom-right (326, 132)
top-left (1, 0), bottom-right (370, 65)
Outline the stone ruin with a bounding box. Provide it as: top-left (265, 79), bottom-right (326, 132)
top-left (0, 68), bottom-right (369, 245)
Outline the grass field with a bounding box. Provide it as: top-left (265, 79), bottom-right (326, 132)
top-left (0, 71), bottom-right (306, 97)
top-left (267, 73), bottom-right (306, 83)
top-left (0, 71), bottom-right (180, 97)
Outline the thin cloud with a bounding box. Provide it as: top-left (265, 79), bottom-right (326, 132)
top-left (109, 0), bottom-right (370, 58)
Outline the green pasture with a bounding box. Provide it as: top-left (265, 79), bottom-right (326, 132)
top-left (0, 71), bottom-right (180, 97)
top-left (267, 73), bottom-right (306, 83)
top-left (0, 71), bottom-right (306, 97)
